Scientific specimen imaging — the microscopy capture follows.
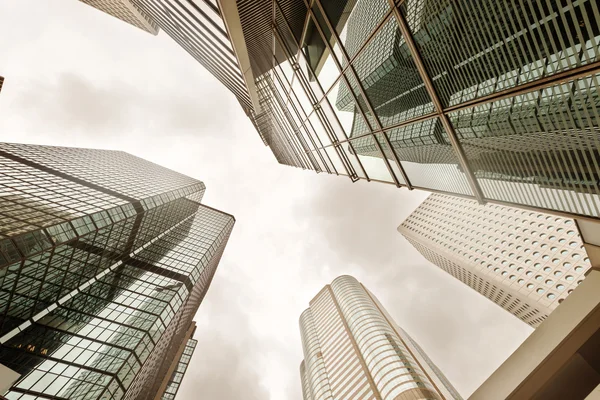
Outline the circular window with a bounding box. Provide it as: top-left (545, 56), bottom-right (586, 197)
top-left (543, 267), bottom-right (551, 273)
top-left (518, 279), bottom-right (525, 284)
top-left (566, 275), bottom-right (574, 281)
top-left (536, 288), bottom-right (545, 294)
top-left (575, 266), bottom-right (584, 273)
top-left (559, 238), bottom-right (566, 244)
top-left (501, 271), bottom-right (508, 276)
top-left (560, 250), bottom-right (568, 256)
top-left (567, 230), bottom-right (575, 236)
top-left (494, 268), bottom-right (500, 273)
top-left (547, 293), bottom-right (556, 299)
top-left (549, 236), bottom-right (556, 241)
top-left (545, 279), bottom-right (553, 285)
top-left (552, 258), bottom-right (560, 264)
top-left (535, 275), bottom-right (542, 281)
top-left (517, 267), bottom-right (524, 272)
top-left (564, 262), bottom-right (572, 268)
top-left (527, 283), bottom-right (534, 289)
top-left (534, 263), bottom-right (541, 269)
top-left (525, 259), bottom-right (532, 265)
top-left (526, 271), bottom-right (533, 277)
top-left (573, 253), bottom-right (581, 260)
top-left (569, 241), bottom-right (578, 247)
top-left (509, 275), bottom-right (516, 280)
top-left (550, 247), bottom-right (558, 252)
top-left (542, 255), bottom-right (550, 260)
top-left (554, 271), bottom-right (563, 277)
top-left (556, 284), bottom-right (565, 290)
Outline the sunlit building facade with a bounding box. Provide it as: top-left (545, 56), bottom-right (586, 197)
top-left (0, 143), bottom-right (234, 400)
top-left (299, 275), bottom-right (461, 400)
top-left (399, 193), bottom-right (591, 327)
top-left (216, 0), bottom-right (600, 221)
top-left (77, 0), bottom-right (159, 34)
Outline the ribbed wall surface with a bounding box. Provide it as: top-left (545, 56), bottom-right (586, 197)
top-left (299, 276), bottom-right (461, 400)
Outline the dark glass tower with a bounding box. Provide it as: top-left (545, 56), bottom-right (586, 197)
top-left (0, 143), bottom-right (234, 400)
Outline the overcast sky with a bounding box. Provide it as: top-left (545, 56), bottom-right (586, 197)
top-left (0, 1), bottom-right (533, 399)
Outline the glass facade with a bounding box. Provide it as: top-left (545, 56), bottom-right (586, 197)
top-left (160, 337), bottom-right (197, 400)
top-left (0, 143), bottom-right (234, 400)
top-left (230, 0), bottom-right (600, 220)
top-left (299, 276), bottom-right (461, 400)
top-left (399, 193), bottom-right (591, 327)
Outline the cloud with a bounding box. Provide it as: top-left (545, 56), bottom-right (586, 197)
top-left (177, 272), bottom-right (271, 400)
top-left (294, 176), bottom-right (429, 267)
top-left (9, 72), bottom-right (236, 137)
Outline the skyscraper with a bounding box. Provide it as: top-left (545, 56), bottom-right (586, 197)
top-left (0, 143), bottom-right (234, 400)
top-left (77, 0), bottom-right (159, 34)
top-left (399, 193), bottom-right (591, 327)
top-left (299, 275), bottom-right (461, 400)
top-left (213, 0), bottom-right (600, 222)
top-left (76, 0), bottom-right (256, 117)
top-left (155, 322), bottom-right (197, 400)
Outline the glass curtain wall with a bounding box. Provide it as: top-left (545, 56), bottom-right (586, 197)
top-left (258, 0), bottom-right (600, 219)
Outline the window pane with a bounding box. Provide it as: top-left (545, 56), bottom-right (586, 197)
top-left (350, 16), bottom-right (433, 128)
top-left (400, 0), bottom-right (600, 107)
top-left (386, 118), bottom-right (473, 194)
top-left (451, 74), bottom-right (600, 217)
top-left (350, 136), bottom-right (394, 182)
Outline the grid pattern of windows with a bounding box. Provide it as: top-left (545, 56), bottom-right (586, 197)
top-left (160, 338), bottom-right (197, 400)
top-left (400, 193), bottom-right (591, 327)
top-left (231, 0), bottom-right (600, 220)
top-left (78, 0), bottom-right (159, 34)
top-left (299, 276), bottom-right (461, 400)
top-left (0, 144), bottom-right (235, 400)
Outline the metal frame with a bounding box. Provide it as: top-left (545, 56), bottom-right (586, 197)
top-left (387, 0), bottom-right (484, 201)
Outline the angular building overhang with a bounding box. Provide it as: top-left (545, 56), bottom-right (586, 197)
top-left (470, 260), bottom-right (600, 399)
top-left (218, 0), bottom-right (261, 113)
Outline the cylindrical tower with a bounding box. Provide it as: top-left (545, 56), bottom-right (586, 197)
top-left (299, 275), bottom-right (462, 400)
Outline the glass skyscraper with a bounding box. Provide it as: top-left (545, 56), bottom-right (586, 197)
top-left (299, 275), bottom-right (462, 400)
top-left (399, 193), bottom-right (591, 327)
top-left (215, 0), bottom-right (600, 221)
top-left (0, 143), bottom-right (234, 400)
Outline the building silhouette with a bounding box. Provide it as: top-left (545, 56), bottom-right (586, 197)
top-left (299, 275), bottom-right (461, 400)
top-left (0, 143), bottom-right (234, 400)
